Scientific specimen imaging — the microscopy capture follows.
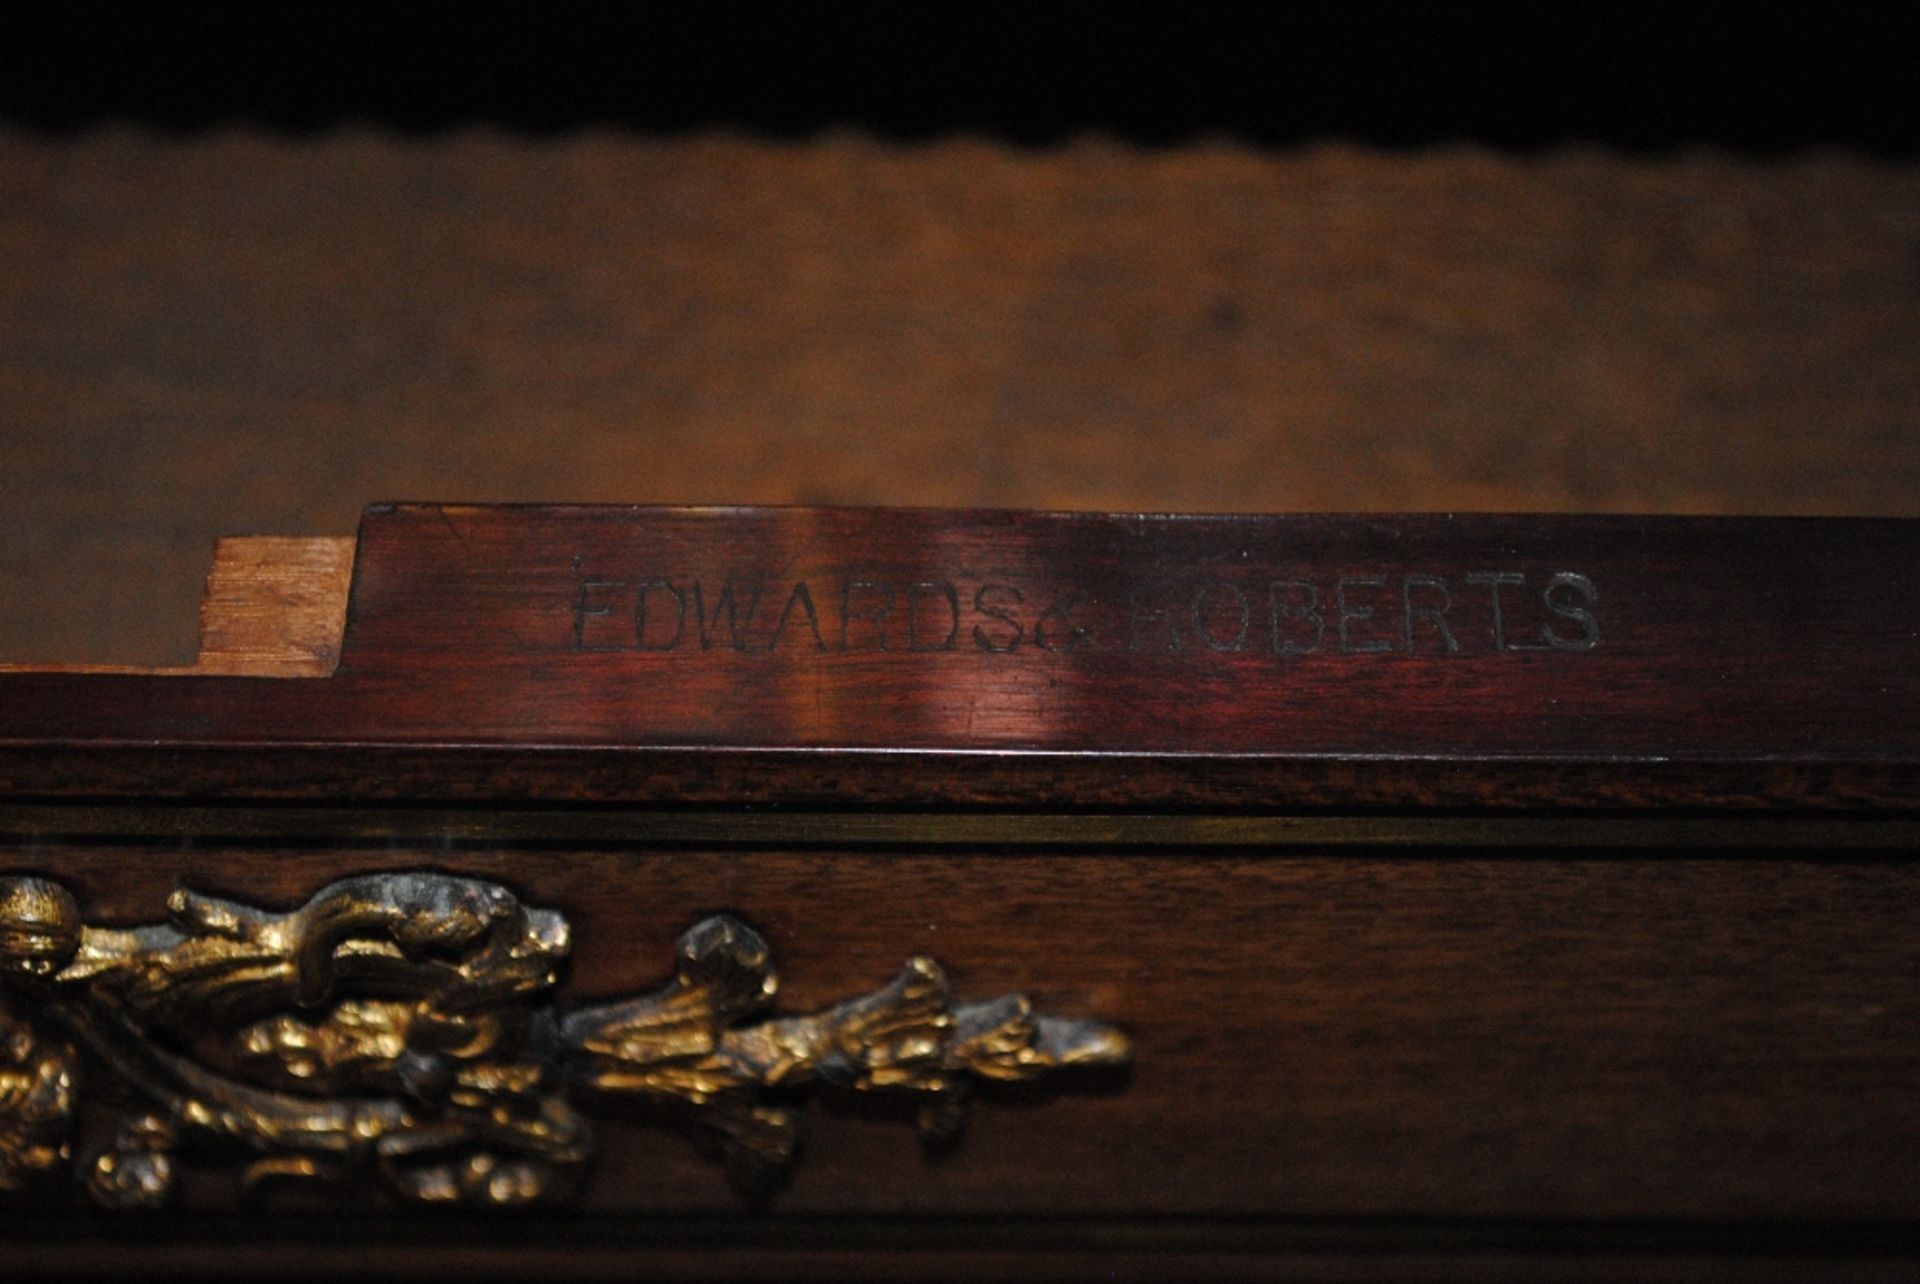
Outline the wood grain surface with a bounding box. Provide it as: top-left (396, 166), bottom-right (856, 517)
top-left (0, 536), bottom-right (352, 675)
top-left (3, 135), bottom-right (1918, 667)
top-left (9, 841), bottom-right (1915, 1224)
top-left (2, 505), bottom-right (1916, 810)
top-left (2, 135), bottom-right (1918, 1278)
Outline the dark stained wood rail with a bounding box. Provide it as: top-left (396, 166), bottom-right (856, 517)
top-left (0, 505), bottom-right (1916, 811)
top-left (1, 506), bottom-right (1916, 1279)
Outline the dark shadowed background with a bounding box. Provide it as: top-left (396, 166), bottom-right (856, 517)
top-left (2, 5), bottom-right (1917, 664)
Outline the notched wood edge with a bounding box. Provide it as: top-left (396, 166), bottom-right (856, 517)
top-left (0, 537), bottom-right (354, 679)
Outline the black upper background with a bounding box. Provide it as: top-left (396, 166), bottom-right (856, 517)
top-left (0, 4), bottom-right (1915, 154)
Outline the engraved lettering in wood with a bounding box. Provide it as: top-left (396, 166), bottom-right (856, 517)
top-left (573, 567), bottom-right (1602, 659)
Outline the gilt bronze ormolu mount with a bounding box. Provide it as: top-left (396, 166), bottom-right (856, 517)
top-left (0, 872), bottom-right (1128, 1208)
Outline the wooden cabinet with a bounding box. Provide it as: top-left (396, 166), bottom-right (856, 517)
top-left (2, 506), bottom-right (1915, 1279)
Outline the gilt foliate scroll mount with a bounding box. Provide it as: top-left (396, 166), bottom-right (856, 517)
top-left (0, 873), bottom-right (1128, 1208)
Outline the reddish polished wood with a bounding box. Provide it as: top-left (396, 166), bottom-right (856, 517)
top-left (0, 505), bottom-right (1916, 810)
top-left (3, 506), bottom-right (1919, 1280)
top-left (12, 842), bottom-right (1914, 1225)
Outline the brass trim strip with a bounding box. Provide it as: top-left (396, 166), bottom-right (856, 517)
top-left (0, 804), bottom-right (1914, 850)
